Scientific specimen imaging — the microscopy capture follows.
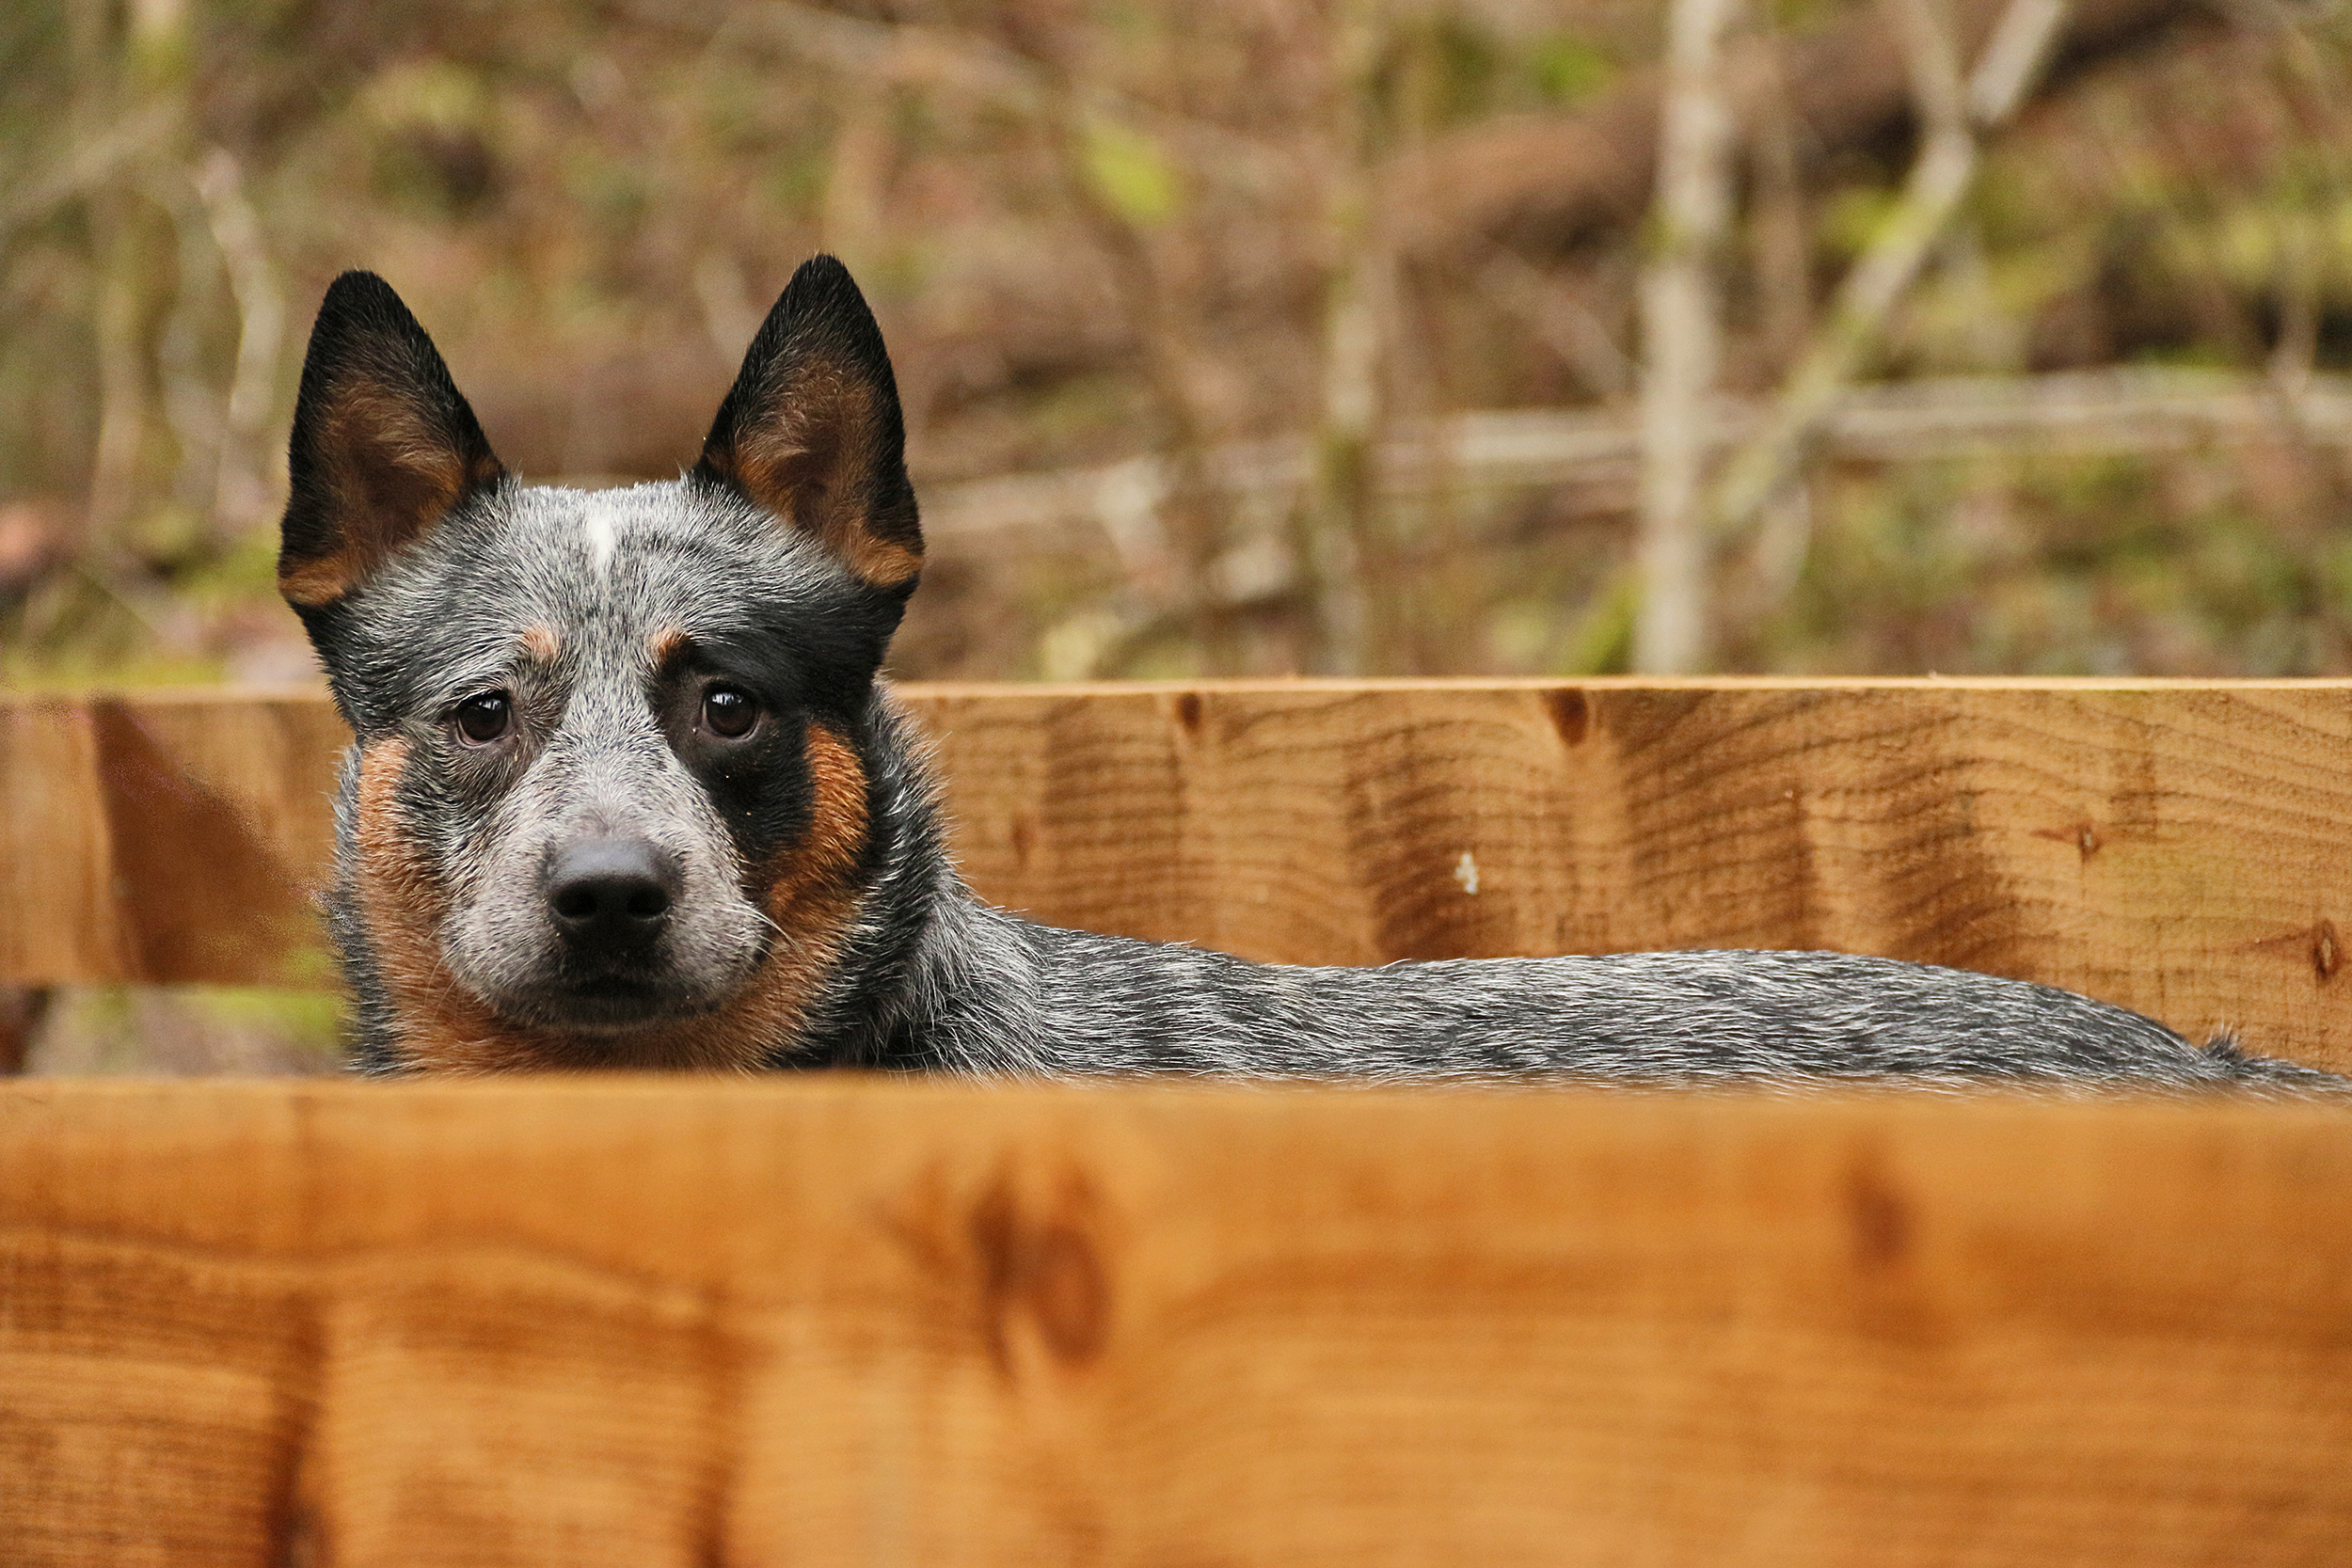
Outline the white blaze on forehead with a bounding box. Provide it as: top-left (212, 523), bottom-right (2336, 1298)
top-left (582, 503), bottom-right (621, 575)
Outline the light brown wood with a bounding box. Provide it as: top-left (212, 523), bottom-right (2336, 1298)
top-left (0, 691), bottom-right (343, 989)
top-left (921, 680), bottom-right (2352, 1071)
top-left (7, 682), bottom-right (2352, 1070)
top-left (3, 1079), bottom-right (2351, 1566)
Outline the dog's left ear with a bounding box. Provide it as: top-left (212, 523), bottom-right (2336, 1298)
top-left (694, 255), bottom-right (923, 594)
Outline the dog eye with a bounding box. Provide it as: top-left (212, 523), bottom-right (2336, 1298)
top-left (703, 686), bottom-right (758, 739)
top-left (453, 691), bottom-right (512, 745)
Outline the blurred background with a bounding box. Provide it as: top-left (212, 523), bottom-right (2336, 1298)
top-left (2, 0), bottom-right (2349, 1068)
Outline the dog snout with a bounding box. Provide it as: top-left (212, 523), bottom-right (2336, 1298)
top-left (545, 837), bottom-right (678, 952)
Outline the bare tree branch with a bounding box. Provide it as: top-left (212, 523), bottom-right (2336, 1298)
top-left (723, 1), bottom-right (1293, 197)
top-left (918, 369), bottom-right (2352, 554)
top-left (1390, 0), bottom-right (2191, 266)
top-left (1633, 0), bottom-right (1743, 673)
top-left (1477, 246), bottom-right (1635, 403)
top-left (1698, 0), bottom-right (2071, 553)
top-left (1296, 0), bottom-right (1389, 676)
top-left (192, 148), bottom-right (287, 531)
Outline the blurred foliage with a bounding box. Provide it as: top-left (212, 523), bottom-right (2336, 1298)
top-left (1524, 34), bottom-right (1616, 106)
top-left (1756, 451), bottom-right (2348, 674)
top-left (1079, 115), bottom-right (1179, 226)
top-left (24, 985), bottom-right (342, 1075)
top-left (0, 0), bottom-right (2348, 688)
top-left (5, 0), bottom-right (2351, 1075)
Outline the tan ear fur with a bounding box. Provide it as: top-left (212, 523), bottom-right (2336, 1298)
top-left (279, 380), bottom-right (506, 607)
top-left (695, 256), bottom-right (923, 593)
top-left (278, 272), bottom-right (505, 610)
top-left (701, 371), bottom-right (920, 591)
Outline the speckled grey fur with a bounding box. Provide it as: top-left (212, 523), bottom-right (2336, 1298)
top-left (782, 693), bottom-right (2344, 1093)
top-left (284, 261), bottom-right (2345, 1093)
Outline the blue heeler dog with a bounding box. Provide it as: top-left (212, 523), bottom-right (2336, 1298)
top-left (278, 257), bottom-right (2338, 1089)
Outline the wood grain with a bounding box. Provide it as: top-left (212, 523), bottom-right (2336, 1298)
top-left (5, 682), bottom-right (2352, 1069)
top-left (3, 1079), bottom-right (2351, 1566)
top-left (0, 692), bottom-right (342, 989)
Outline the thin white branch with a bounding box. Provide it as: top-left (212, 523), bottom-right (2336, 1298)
top-left (192, 148), bottom-right (288, 528)
top-left (1634, 0), bottom-right (1744, 673)
top-left (1968, 0), bottom-right (2071, 124)
top-left (1700, 0), bottom-right (2072, 549)
top-left (913, 369), bottom-right (2352, 545)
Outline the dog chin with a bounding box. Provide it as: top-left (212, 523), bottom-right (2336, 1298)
top-left (484, 974), bottom-right (727, 1036)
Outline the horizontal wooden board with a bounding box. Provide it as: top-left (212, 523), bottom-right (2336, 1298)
top-left (5, 682), bottom-right (2352, 1069)
top-left (3, 1080), bottom-right (2351, 1566)
top-left (0, 692), bottom-right (344, 989)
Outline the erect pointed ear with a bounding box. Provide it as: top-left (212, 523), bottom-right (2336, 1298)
top-left (693, 255), bottom-right (923, 593)
top-left (278, 271), bottom-right (505, 610)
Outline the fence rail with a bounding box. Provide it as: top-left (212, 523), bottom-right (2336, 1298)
top-left (3, 1079), bottom-right (2349, 1565)
top-left (5, 679), bottom-right (2352, 1069)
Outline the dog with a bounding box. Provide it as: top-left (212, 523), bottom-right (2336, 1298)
top-left (278, 256), bottom-right (2338, 1089)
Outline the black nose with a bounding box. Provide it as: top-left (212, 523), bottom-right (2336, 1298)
top-left (545, 838), bottom-right (675, 951)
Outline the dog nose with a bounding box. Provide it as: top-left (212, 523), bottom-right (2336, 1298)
top-left (545, 838), bottom-right (675, 950)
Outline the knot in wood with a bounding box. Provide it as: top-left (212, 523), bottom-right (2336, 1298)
top-left (969, 1180), bottom-right (1110, 1373)
top-left (1544, 687), bottom-right (1591, 748)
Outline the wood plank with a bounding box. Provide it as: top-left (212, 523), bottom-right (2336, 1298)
top-left (3, 1080), bottom-right (2350, 1565)
top-left (0, 692), bottom-right (343, 989)
top-left (920, 681), bottom-right (2352, 1069)
top-left (4, 682), bottom-right (2351, 1072)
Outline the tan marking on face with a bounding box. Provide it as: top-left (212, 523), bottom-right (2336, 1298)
top-left (350, 737), bottom-right (695, 1073)
top-left (757, 720), bottom-right (872, 993)
top-left (351, 736), bottom-right (543, 1072)
top-left (358, 726), bottom-right (871, 1075)
top-left (521, 623), bottom-right (561, 664)
top-left (619, 721), bottom-right (872, 1072)
top-left (646, 626), bottom-right (690, 670)
top-left (278, 384), bottom-right (503, 608)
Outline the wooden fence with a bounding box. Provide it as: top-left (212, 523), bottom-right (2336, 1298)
top-left (5, 679), bottom-right (2352, 1069)
top-left (8, 685), bottom-right (2352, 1561)
top-left (4, 1079), bottom-right (2350, 1566)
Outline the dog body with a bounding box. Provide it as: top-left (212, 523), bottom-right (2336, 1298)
top-left (281, 259), bottom-right (2333, 1089)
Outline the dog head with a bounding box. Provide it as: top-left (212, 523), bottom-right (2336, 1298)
top-left (281, 257), bottom-right (920, 1070)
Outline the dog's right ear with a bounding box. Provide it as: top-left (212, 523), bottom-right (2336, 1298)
top-left (278, 271), bottom-right (505, 610)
